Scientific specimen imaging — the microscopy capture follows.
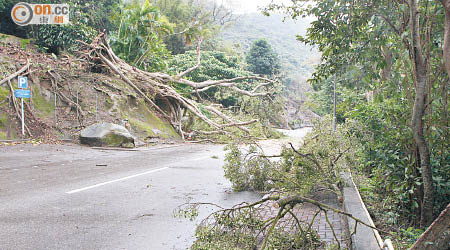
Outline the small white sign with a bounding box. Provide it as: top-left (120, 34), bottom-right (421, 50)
top-left (18, 76), bottom-right (28, 89)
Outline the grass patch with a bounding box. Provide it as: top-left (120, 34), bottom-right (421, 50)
top-left (0, 111), bottom-right (7, 140)
top-left (32, 86), bottom-right (54, 119)
top-left (0, 113), bottom-right (7, 127)
top-left (0, 86), bottom-right (10, 101)
top-left (128, 118), bottom-right (162, 138)
top-left (125, 98), bottom-right (179, 139)
top-left (0, 33), bottom-right (32, 49)
top-left (0, 131), bottom-right (6, 140)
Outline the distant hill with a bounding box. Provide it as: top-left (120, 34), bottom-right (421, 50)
top-left (220, 13), bottom-right (320, 78)
top-left (219, 13), bottom-right (322, 127)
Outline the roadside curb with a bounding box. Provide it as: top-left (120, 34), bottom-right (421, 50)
top-left (342, 172), bottom-right (394, 250)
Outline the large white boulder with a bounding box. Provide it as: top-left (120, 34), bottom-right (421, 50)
top-left (80, 123), bottom-right (135, 148)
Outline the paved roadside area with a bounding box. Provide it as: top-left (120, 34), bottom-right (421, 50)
top-left (258, 128), bottom-right (349, 248)
top-left (256, 192), bottom-right (348, 248)
top-left (0, 143), bottom-right (260, 250)
top-left (0, 128), bottom-right (349, 249)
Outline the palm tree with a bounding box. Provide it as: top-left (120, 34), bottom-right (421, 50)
top-left (110, 0), bottom-right (173, 71)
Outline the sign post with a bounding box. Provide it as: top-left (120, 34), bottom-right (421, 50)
top-left (21, 98), bottom-right (24, 136)
top-left (15, 76), bottom-right (30, 136)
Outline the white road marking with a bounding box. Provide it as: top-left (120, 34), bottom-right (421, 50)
top-left (66, 167), bottom-right (169, 194)
top-left (66, 153), bottom-right (220, 194)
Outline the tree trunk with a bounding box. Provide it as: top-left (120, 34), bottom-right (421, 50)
top-left (439, 0), bottom-right (450, 171)
top-left (380, 46), bottom-right (393, 82)
top-left (441, 0), bottom-right (450, 79)
top-left (441, 68), bottom-right (448, 169)
top-left (410, 203), bottom-right (450, 250)
top-left (409, 0), bottom-right (434, 227)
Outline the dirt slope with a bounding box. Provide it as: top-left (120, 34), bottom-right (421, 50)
top-left (0, 35), bottom-right (179, 143)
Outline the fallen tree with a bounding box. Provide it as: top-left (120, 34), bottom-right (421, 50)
top-left (410, 203), bottom-right (450, 250)
top-left (79, 33), bottom-right (278, 137)
top-left (172, 118), bottom-right (393, 249)
top-left (176, 191), bottom-right (388, 250)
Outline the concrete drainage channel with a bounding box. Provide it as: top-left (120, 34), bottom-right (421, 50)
top-left (342, 172), bottom-right (395, 250)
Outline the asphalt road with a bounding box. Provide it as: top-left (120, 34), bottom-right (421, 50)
top-left (0, 143), bottom-right (261, 250)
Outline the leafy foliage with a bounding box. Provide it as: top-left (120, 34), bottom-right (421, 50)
top-left (168, 48), bottom-right (287, 136)
top-left (191, 210), bottom-right (262, 250)
top-left (0, 0), bottom-right (106, 54)
top-left (224, 118), bottom-right (364, 195)
top-left (239, 89), bottom-right (286, 128)
top-left (109, 0), bottom-right (172, 72)
top-left (31, 15), bottom-right (96, 54)
top-left (262, 0), bottom-right (449, 246)
top-left (168, 49), bottom-right (248, 102)
top-left (168, 50), bottom-right (247, 82)
top-left (246, 39), bottom-right (281, 77)
top-left (0, 0), bottom-right (28, 37)
top-left (189, 206), bottom-right (322, 250)
top-left (156, 0), bottom-right (226, 55)
top-left (224, 143), bottom-right (275, 192)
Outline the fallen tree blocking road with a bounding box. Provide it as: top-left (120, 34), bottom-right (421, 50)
top-left (79, 33), bottom-right (278, 137)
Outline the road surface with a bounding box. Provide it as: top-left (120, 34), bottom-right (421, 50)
top-left (0, 128), bottom-right (312, 250)
top-left (0, 143), bottom-right (260, 250)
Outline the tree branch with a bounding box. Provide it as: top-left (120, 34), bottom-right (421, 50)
top-left (96, 53), bottom-right (170, 119)
top-left (0, 64), bottom-right (30, 86)
top-left (204, 106), bottom-right (252, 133)
top-left (79, 33), bottom-right (278, 137)
top-left (175, 37), bottom-right (203, 79)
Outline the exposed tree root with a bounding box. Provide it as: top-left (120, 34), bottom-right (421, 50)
top-left (79, 33), bottom-right (277, 136)
top-left (47, 70), bottom-right (85, 127)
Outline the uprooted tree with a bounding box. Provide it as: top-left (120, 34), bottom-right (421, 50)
top-left (79, 33), bottom-right (281, 139)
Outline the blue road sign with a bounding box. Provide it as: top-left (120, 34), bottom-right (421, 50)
top-left (18, 76), bottom-right (28, 89)
top-left (14, 89), bottom-right (31, 98)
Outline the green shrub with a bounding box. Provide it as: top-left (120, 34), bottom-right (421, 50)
top-left (224, 117), bottom-right (364, 195)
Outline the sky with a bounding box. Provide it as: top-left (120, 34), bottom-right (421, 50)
top-left (219, 0), bottom-right (290, 14)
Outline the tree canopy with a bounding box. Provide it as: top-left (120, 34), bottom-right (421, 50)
top-left (263, 0), bottom-right (449, 235)
top-left (246, 39), bottom-right (281, 77)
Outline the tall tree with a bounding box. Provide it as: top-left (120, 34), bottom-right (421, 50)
top-left (441, 0), bottom-right (450, 79)
top-left (156, 0), bottom-right (235, 54)
top-left (246, 39), bottom-right (281, 77)
top-left (110, 0), bottom-right (173, 71)
top-left (409, 0), bottom-right (433, 226)
top-left (264, 0), bottom-right (448, 227)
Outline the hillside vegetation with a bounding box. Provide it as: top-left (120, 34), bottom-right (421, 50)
top-left (0, 0), bottom-right (285, 142)
top-left (221, 13), bottom-right (320, 78)
top-left (220, 13), bottom-right (321, 126)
